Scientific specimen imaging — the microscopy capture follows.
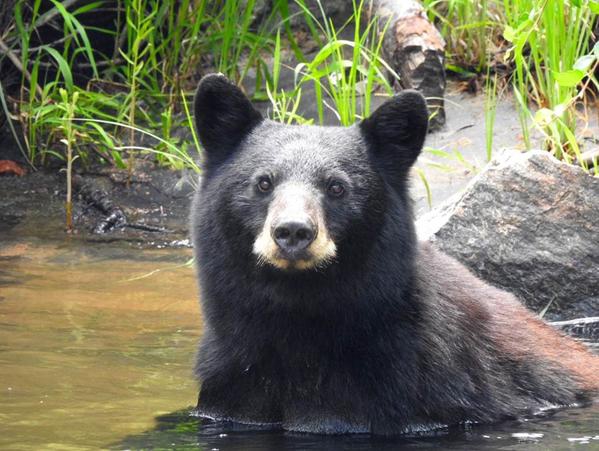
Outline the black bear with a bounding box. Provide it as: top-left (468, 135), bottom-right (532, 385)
top-left (190, 74), bottom-right (599, 435)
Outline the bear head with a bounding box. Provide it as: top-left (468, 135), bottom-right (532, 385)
top-left (193, 74), bottom-right (428, 272)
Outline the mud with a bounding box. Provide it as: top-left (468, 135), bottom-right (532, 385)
top-left (0, 162), bottom-right (195, 247)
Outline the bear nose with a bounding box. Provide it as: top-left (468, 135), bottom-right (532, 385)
top-left (272, 220), bottom-right (316, 254)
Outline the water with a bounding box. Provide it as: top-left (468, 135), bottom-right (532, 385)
top-left (1, 236), bottom-right (598, 450)
top-left (0, 237), bottom-right (200, 450)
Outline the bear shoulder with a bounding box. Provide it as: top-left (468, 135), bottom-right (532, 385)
top-left (416, 241), bottom-right (599, 393)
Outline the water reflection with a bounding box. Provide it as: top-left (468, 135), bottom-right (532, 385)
top-left (0, 239), bottom-right (200, 450)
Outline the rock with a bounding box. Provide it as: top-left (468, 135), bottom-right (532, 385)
top-left (417, 150), bottom-right (599, 320)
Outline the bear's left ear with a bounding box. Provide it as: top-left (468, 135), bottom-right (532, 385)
top-left (359, 90), bottom-right (428, 173)
top-left (194, 74), bottom-right (263, 168)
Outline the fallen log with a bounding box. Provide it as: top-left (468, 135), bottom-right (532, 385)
top-left (371, 0), bottom-right (446, 130)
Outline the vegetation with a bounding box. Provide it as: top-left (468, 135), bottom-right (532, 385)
top-left (424, 0), bottom-right (599, 170)
top-left (1, 0), bottom-right (396, 172)
top-left (1, 0), bottom-right (598, 181)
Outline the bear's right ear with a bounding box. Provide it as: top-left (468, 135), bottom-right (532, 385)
top-left (194, 74), bottom-right (263, 168)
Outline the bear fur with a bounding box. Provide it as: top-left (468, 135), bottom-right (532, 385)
top-left (190, 74), bottom-right (599, 435)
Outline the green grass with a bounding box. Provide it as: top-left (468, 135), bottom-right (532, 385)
top-left (503, 0), bottom-right (597, 167)
top-left (207, 0), bottom-right (276, 85)
top-left (270, 0), bottom-right (397, 126)
top-left (5, 0), bottom-right (287, 171)
top-left (484, 71), bottom-right (498, 161)
top-left (422, 0), bottom-right (599, 172)
top-left (423, 0), bottom-right (498, 71)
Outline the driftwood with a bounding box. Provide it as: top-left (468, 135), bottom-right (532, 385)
top-left (73, 174), bottom-right (127, 233)
top-left (550, 317), bottom-right (599, 341)
top-left (73, 174), bottom-right (169, 234)
top-left (371, 0), bottom-right (446, 130)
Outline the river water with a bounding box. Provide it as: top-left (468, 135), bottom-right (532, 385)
top-left (1, 235), bottom-right (598, 450)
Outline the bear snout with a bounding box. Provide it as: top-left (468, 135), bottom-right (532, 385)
top-left (252, 183), bottom-right (337, 270)
top-left (271, 218), bottom-right (317, 257)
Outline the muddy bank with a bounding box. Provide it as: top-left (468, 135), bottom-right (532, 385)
top-left (0, 163), bottom-right (195, 247)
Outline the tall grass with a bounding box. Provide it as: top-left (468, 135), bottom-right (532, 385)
top-left (0, 0), bottom-right (451, 227)
top-left (423, 0), bottom-right (500, 71)
top-left (6, 0), bottom-right (286, 171)
top-left (503, 0), bottom-right (597, 166)
top-left (206, 0), bottom-right (275, 85)
top-left (421, 0), bottom-right (598, 171)
top-left (6, 0), bottom-right (598, 184)
top-left (284, 0), bottom-right (398, 126)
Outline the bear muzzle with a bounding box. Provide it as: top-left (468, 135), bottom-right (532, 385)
top-left (252, 183), bottom-right (336, 270)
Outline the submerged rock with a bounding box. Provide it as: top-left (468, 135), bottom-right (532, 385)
top-left (417, 150), bottom-right (599, 320)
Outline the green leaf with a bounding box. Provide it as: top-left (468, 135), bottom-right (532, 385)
top-left (48, 0), bottom-right (98, 78)
top-left (42, 46), bottom-right (73, 92)
top-left (414, 168), bottom-right (432, 209)
top-left (503, 25), bottom-right (516, 42)
top-left (590, 1), bottom-right (599, 14)
top-left (446, 64), bottom-right (477, 76)
top-left (552, 69), bottom-right (584, 87)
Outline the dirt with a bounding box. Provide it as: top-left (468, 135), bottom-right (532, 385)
top-left (0, 161), bottom-right (195, 247)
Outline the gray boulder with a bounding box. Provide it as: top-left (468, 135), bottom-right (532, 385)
top-left (417, 150), bottom-right (599, 320)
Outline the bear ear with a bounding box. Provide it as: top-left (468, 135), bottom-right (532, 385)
top-left (359, 90), bottom-right (429, 174)
top-left (194, 74), bottom-right (263, 168)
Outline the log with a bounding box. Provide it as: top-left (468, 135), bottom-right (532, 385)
top-left (550, 317), bottom-right (599, 341)
top-left (371, 0), bottom-right (446, 130)
top-left (73, 174), bottom-right (170, 234)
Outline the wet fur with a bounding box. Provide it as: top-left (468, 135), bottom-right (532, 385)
top-left (190, 74), bottom-right (599, 435)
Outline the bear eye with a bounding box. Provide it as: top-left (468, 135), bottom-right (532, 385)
top-left (327, 181), bottom-right (345, 197)
top-left (257, 177), bottom-right (273, 193)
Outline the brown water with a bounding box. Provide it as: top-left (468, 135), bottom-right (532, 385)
top-left (1, 235), bottom-right (599, 450)
top-left (0, 237), bottom-right (200, 450)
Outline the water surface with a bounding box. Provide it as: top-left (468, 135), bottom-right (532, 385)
top-left (0, 237), bottom-right (200, 450)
